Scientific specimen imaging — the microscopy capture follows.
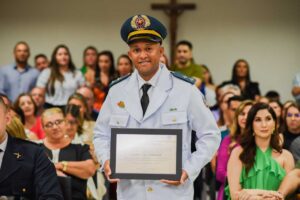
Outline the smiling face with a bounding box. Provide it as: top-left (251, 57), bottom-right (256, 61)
top-left (18, 95), bottom-right (36, 117)
top-left (253, 109), bottom-right (276, 139)
top-left (128, 41), bottom-right (163, 81)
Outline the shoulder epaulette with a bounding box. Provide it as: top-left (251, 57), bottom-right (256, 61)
top-left (171, 71), bottom-right (195, 85)
top-left (109, 73), bottom-right (131, 88)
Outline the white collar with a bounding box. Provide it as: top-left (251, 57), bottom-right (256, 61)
top-left (0, 133), bottom-right (8, 153)
top-left (137, 65), bottom-right (162, 89)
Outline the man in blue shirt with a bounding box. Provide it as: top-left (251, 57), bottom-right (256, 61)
top-left (0, 41), bottom-right (39, 102)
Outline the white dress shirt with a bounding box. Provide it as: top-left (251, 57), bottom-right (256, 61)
top-left (0, 133), bottom-right (8, 170)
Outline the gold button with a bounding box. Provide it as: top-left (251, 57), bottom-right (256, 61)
top-left (172, 118), bottom-right (176, 122)
top-left (147, 187), bottom-right (153, 192)
top-left (22, 188), bottom-right (26, 192)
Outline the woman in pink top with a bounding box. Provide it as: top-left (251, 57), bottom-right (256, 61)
top-left (14, 93), bottom-right (45, 139)
top-left (216, 100), bottom-right (254, 200)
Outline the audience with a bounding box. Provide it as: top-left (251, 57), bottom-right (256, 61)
top-left (159, 53), bottom-right (169, 68)
top-left (41, 108), bottom-right (96, 200)
top-left (227, 103), bottom-right (294, 200)
top-left (292, 72), bottom-right (300, 105)
top-left (76, 86), bottom-right (99, 121)
top-left (81, 46), bottom-right (98, 86)
top-left (14, 93), bottom-right (45, 139)
top-left (265, 90), bottom-right (280, 102)
top-left (202, 65), bottom-right (217, 108)
top-left (34, 53), bottom-right (49, 71)
top-left (222, 59), bottom-right (260, 101)
top-left (216, 100), bottom-right (254, 200)
top-left (1, 40), bottom-right (299, 199)
top-left (67, 93), bottom-right (95, 144)
top-left (36, 44), bottom-right (85, 110)
top-left (282, 103), bottom-right (300, 150)
top-left (0, 41), bottom-right (39, 102)
top-left (93, 50), bottom-right (117, 111)
top-left (30, 87), bottom-right (46, 116)
top-left (116, 54), bottom-right (134, 77)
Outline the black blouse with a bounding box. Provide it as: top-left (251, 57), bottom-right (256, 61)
top-left (41, 143), bottom-right (91, 200)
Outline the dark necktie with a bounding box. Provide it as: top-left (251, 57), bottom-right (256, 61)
top-left (141, 84), bottom-right (151, 116)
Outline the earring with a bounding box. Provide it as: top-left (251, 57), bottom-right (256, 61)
top-left (253, 132), bottom-right (255, 136)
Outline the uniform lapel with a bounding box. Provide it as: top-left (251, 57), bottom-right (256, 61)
top-left (123, 71), bottom-right (143, 123)
top-left (143, 66), bottom-right (172, 121)
top-left (0, 135), bottom-right (22, 184)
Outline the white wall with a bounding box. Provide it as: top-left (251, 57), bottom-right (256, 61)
top-left (0, 0), bottom-right (299, 102)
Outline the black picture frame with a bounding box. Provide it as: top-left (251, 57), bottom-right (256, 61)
top-left (110, 128), bottom-right (182, 180)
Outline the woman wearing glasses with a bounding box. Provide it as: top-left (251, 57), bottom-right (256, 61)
top-left (41, 108), bottom-right (96, 200)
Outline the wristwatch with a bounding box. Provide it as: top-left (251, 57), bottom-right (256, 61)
top-left (61, 161), bottom-right (68, 172)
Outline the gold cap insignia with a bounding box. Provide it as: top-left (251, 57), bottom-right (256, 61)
top-left (131, 15), bottom-right (151, 30)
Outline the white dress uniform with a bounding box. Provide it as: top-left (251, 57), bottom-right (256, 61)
top-left (94, 64), bottom-right (221, 200)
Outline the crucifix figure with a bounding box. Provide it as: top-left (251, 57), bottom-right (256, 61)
top-left (151, 0), bottom-right (196, 65)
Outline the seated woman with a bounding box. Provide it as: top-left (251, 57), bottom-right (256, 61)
top-left (41, 108), bottom-right (96, 200)
top-left (227, 103), bottom-right (294, 200)
top-left (14, 93), bottom-right (45, 139)
top-left (64, 104), bottom-right (106, 200)
top-left (216, 100), bottom-right (254, 200)
top-left (67, 93), bottom-right (95, 144)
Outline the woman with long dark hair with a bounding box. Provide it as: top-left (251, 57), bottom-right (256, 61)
top-left (227, 103), bottom-right (294, 200)
top-left (36, 44), bottom-right (85, 109)
top-left (223, 59), bottom-right (260, 100)
top-left (93, 50), bottom-right (117, 111)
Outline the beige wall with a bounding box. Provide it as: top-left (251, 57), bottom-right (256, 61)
top-left (0, 0), bottom-right (299, 102)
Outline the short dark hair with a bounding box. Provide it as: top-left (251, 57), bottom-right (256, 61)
top-left (83, 46), bottom-right (98, 56)
top-left (14, 41), bottom-right (30, 51)
top-left (176, 40), bottom-right (193, 50)
top-left (265, 90), bottom-right (280, 102)
top-left (227, 95), bottom-right (244, 108)
top-left (34, 54), bottom-right (47, 61)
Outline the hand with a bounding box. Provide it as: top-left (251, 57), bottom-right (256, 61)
top-left (103, 160), bottom-right (120, 183)
top-left (56, 170), bottom-right (67, 177)
top-left (55, 162), bottom-right (63, 171)
top-left (160, 170), bottom-right (188, 186)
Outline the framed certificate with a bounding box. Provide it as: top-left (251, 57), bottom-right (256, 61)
top-left (110, 128), bottom-right (182, 180)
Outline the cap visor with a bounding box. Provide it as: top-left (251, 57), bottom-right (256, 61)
top-left (127, 35), bottom-right (162, 44)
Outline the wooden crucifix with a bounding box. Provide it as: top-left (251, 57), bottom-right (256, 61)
top-left (151, 0), bottom-right (196, 65)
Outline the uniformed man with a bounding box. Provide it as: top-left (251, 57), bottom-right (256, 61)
top-left (93, 14), bottom-right (221, 200)
top-left (0, 97), bottom-right (63, 199)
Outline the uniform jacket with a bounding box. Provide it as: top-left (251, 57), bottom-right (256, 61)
top-left (94, 65), bottom-right (221, 200)
top-left (0, 135), bottom-right (63, 199)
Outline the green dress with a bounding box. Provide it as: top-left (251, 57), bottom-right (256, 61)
top-left (225, 147), bottom-right (286, 199)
